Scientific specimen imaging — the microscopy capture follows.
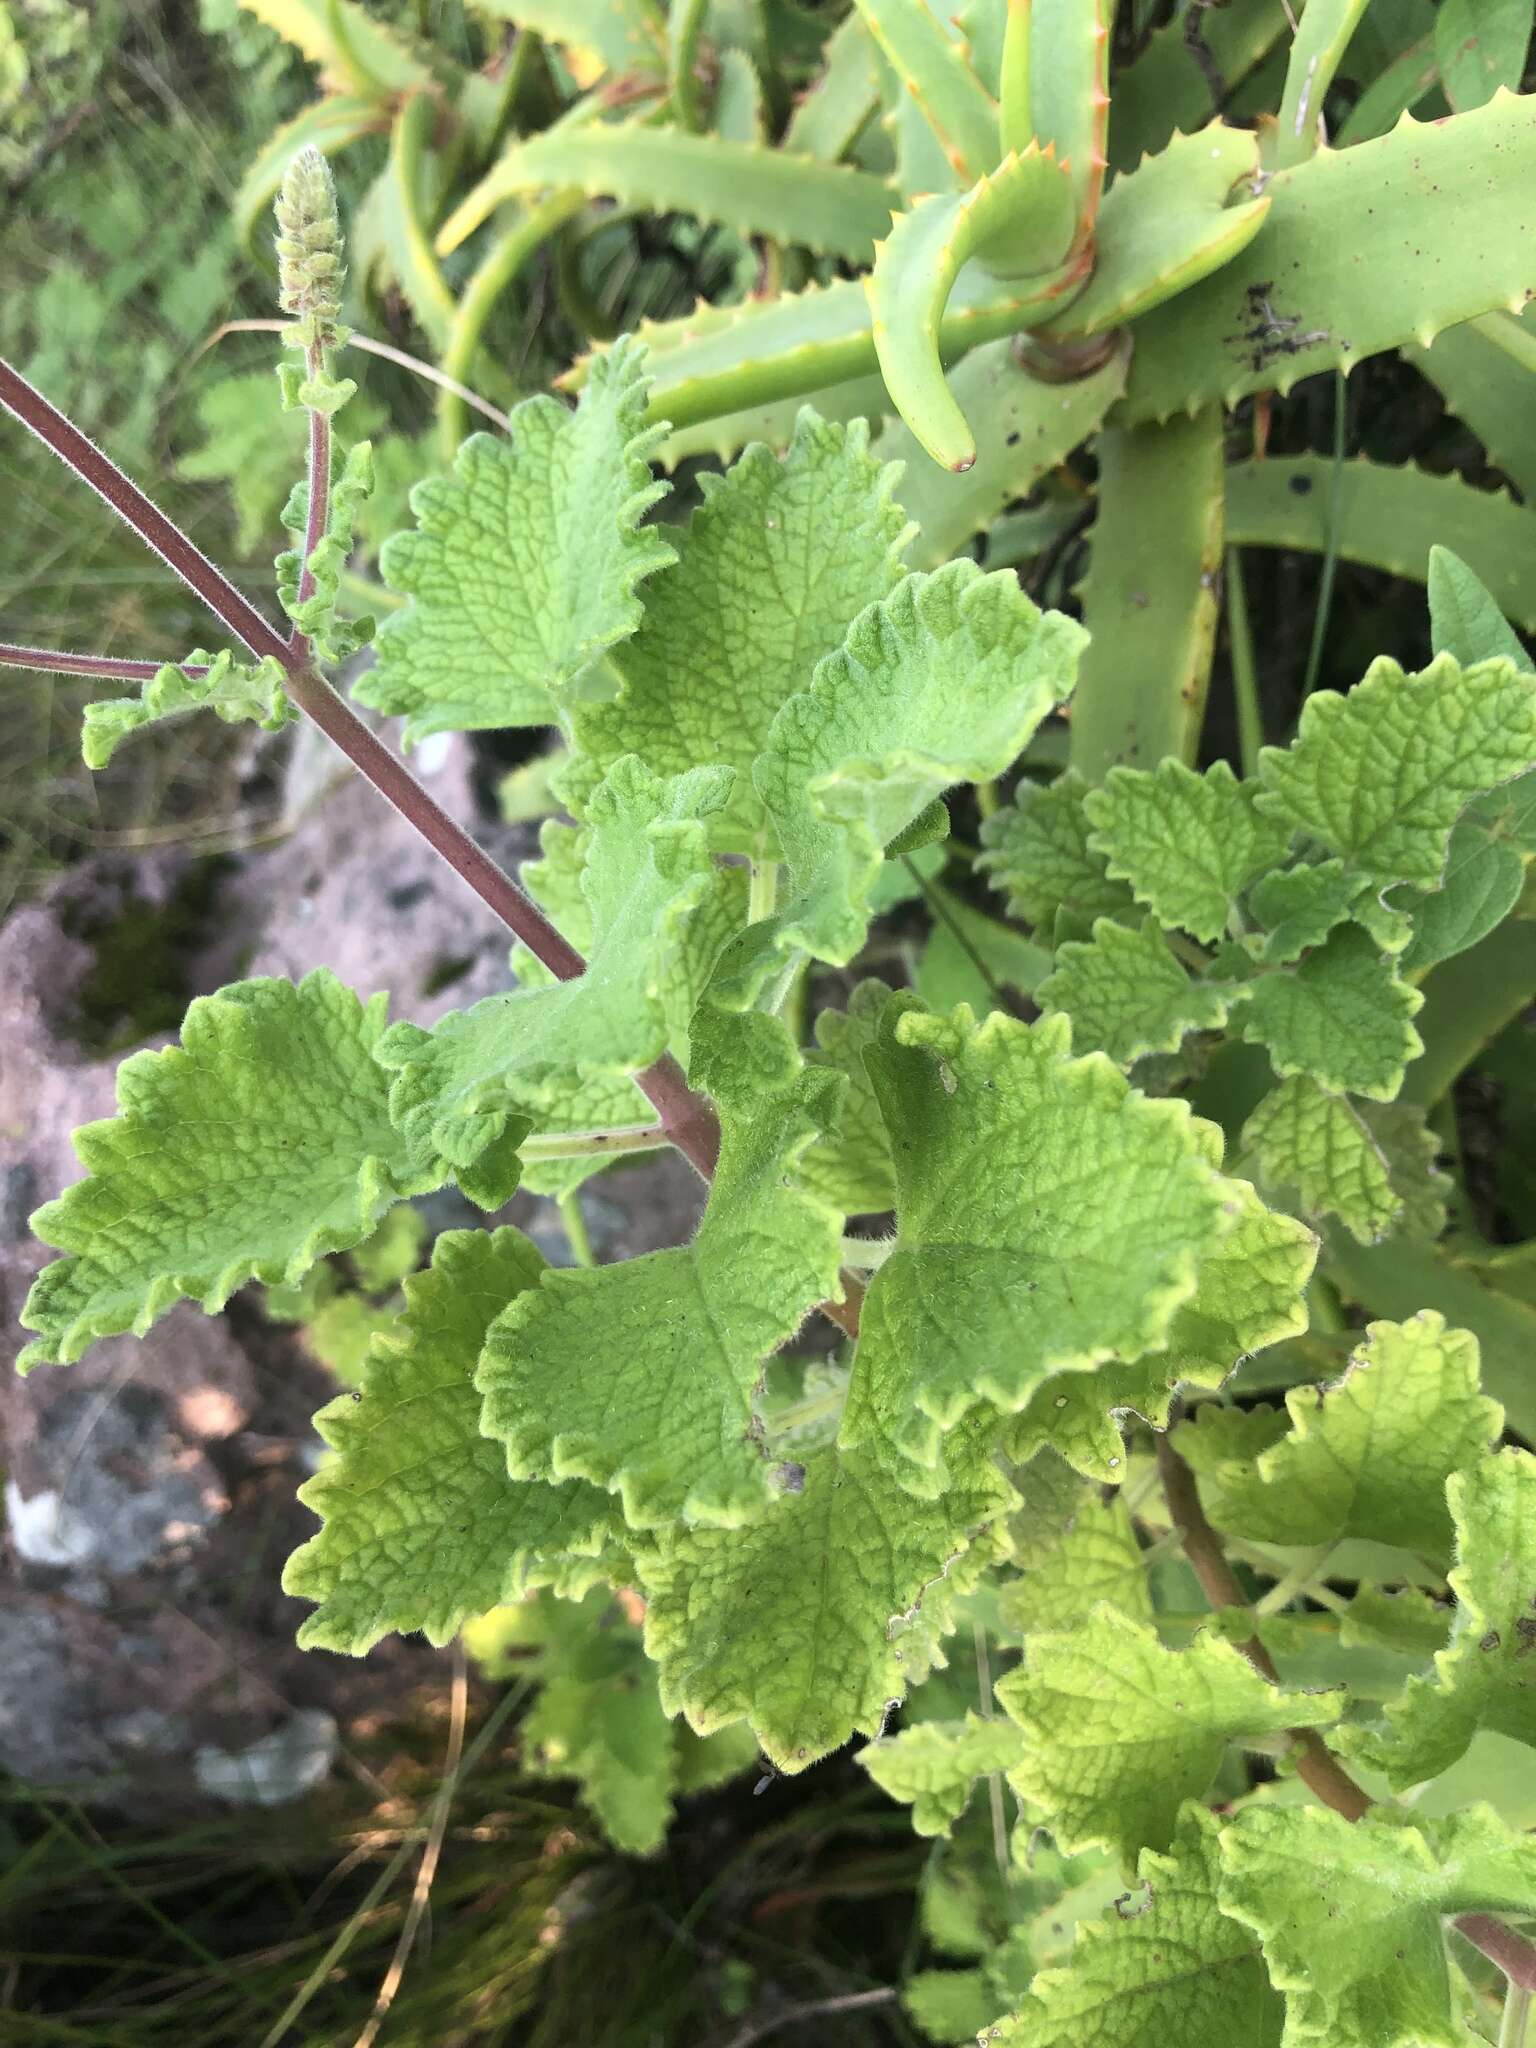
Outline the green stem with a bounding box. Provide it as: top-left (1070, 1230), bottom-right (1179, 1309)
top-left (520, 1122), bottom-right (667, 1161)
top-left (558, 1190), bottom-right (596, 1267)
top-left (1299, 371), bottom-right (1347, 703)
top-left (668, 0), bottom-right (711, 131)
top-left (1226, 544), bottom-right (1263, 775)
top-left (1254, 1545), bottom-right (1334, 1619)
top-left (438, 189), bottom-right (585, 462)
top-left (748, 857), bottom-right (779, 924)
top-left (1500, 1983), bottom-right (1532, 2048)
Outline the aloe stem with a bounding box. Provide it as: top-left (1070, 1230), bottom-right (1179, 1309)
top-left (0, 351), bottom-right (723, 1182)
top-left (0, 645), bottom-right (210, 684)
top-left (1159, 1426), bottom-right (1536, 1990)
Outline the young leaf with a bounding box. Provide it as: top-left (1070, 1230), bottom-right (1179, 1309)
top-left (978, 768), bottom-right (1135, 930)
top-left (998, 1492), bottom-right (1154, 1637)
top-left (1248, 858), bottom-right (1373, 965)
top-left (1239, 925), bottom-right (1423, 1102)
top-left (275, 438), bottom-right (375, 661)
top-left (858, 1712), bottom-right (1024, 1838)
top-left (283, 1230), bottom-right (615, 1654)
top-left (987, 1804), bottom-right (1285, 2048)
top-left (636, 1426), bottom-right (1015, 1772)
top-left (378, 758), bottom-right (731, 1205)
top-left (356, 338), bottom-right (675, 743)
top-left (21, 971), bottom-right (456, 1368)
top-left (1217, 1803), bottom-right (1536, 2048)
top-left (1083, 760), bottom-right (1291, 944)
top-left (1243, 1076), bottom-right (1450, 1244)
top-left (1255, 652), bottom-right (1536, 892)
top-left (569, 411), bottom-right (911, 850)
top-left (799, 979), bottom-right (898, 1216)
top-left (1007, 1180), bottom-right (1317, 1482)
top-left (750, 562), bottom-right (1084, 973)
top-left (839, 1001), bottom-right (1231, 1486)
top-left (1347, 1448), bottom-right (1536, 1789)
top-left (1038, 917), bottom-right (1241, 1064)
top-left (995, 1609), bottom-right (1341, 1864)
top-left (1175, 1312), bottom-right (1502, 1557)
top-left (81, 648), bottom-right (295, 769)
top-left (476, 1015), bottom-right (844, 1530)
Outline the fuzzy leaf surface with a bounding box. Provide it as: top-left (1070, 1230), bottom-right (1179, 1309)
top-left (1038, 918), bottom-right (1239, 1064)
top-left (988, 1805), bottom-right (1284, 2048)
top-left (859, 1712), bottom-right (1024, 1838)
top-left (1243, 1076), bottom-right (1449, 1243)
top-left (1255, 653), bottom-right (1536, 891)
top-left (1084, 760), bottom-right (1291, 944)
top-left (999, 1493), bottom-right (1154, 1638)
top-left (477, 1018), bottom-right (843, 1530)
top-left (753, 563), bottom-right (1084, 969)
top-left (996, 1609), bottom-right (1341, 1864)
top-left (1347, 1448), bottom-right (1536, 1788)
top-left (1217, 1803), bottom-right (1536, 2048)
top-left (1239, 925), bottom-right (1423, 1101)
top-left (378, 759), bottom-right (730, 1204)
top-left (1249, 859), bottom-right (1372, 964)
top-left (22, 972), bottom-right (454, 1368)
top-left (82, 649), bottom-right (294, 769)
top-left (838, 1003), bottom-right (1230, 1487)
top-left (283, 1230), bottom-right (614, 1653)
top-left (570, 411), bottom-right (911, 849)
top-left (1176, 1312), bottom-right (1502, 1557)
top-left (978, 769), bottom-right (1135, 932)
top-left (799, 979), bottom-right (897, 1215)
top-left (636, 1429), bottom-right (1014, 1772)
top-left (357, 339), bottom-right (674, 742)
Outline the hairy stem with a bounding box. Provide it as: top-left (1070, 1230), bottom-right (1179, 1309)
top-left (0, 350), bottom-right (723, 1183)
top-left (1157, 1430), bottom-right (1536, 1984)
top-left (0, 645), bottom-right (210, 684)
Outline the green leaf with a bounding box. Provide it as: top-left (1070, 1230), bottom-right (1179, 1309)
top-left (569, 411), bottom-right (911, 851)
top-left (998, 1492), bottom-right (1154, 1638)
top-left (81, 649), bottom-right (294, 770)
top-left (378, 758), bottom-right (731, 1206)
top-left (1083, 761), bottom-right (1292, 944)
top-left (799, 980), bottom-right (898, 1216)
top-left (474, 0), bottom-right (665, 76)
top-left (988, 1804), bottom-right (1284, 2048)
top-left (1347, 1448), bottom-right (1536, 1789)
top-left (275, 439), bottom-right (375, 663)
top-left (1239, 925), bottom-right (1423, 1102)
top-left (1248, 859), bottom-right (1373, 965)
top-left (1400, 817), bottom-right (1528, 972)
top-left (283, 1230), bottom-right (615, 1654)
top-left (750, 562), bottom-right (1085, 974)
top-left (1217, 1803), bottom-right (1536, 2048)
top-left (357, 338), bottom-right (675, 743)
top-left (1007, 1180), bottom-right (1316, 1483)
top-left (1175, 1311), bottom-right (1502, 1556)
top-left (838, 1001), bottom-right (1230, 1487)
top-left (1243, 1076), bottom-right (1450, 1244)
top-left (996, 1608), bottom-right (1341, 1864)
top-left (1428, 543), bottom-right (1533, 671)
top-left (636, 1427), bottom-right (1015, 1771)
top-left (858, 1712), bottom-right (1024, 1837)
top-left (1038, 918), bottom-right (1241, 1065)
top-left (477, 1016), bottom-right (843, 1530)
top-left (978, 769), bottom-right (1135, 931)
top-left (21, 972), bottom-right (456, 1369)
top-left (1256, 653), bottom-right (1536, 892)
top-left (1435, 0), bottom-right (1532, 109)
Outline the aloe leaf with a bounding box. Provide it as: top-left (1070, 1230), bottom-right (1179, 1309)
top-left (651, 375), bottom-right (891, 471)
top-left (238, 0), bottom-right (434, 93)
top-left (876, 332), bottom-right (1129, 569)
top-left (1274, 0), bottom-right (1371, 169)
top-left (1335, 30), bottom-right (1440, 144)
top-left (784, 10), bottom-right (882, 162)
top-left (1436, 0), bottom-right (1534, 109)
top-left (1408, 309), bottom-right (1536, 501)
top-left (853, 0), bottom-right (999, 186)
top-left (1013, 0), bottom-right (1112, 228)
top-left (439, 124), bottom-right (897, 263)
top-left (1042, 124), bottom-right (1267, 339)
top-left (474, 0), bottom-right (667, 75)
top-left (1122, 95), bottom-right (1536, 424)
top-left (1108, 0), bottom-right (1290, 172)
top-left (868, 149), bottom-right (1079, 469)
top-left (1070, 407), bottom-right (1225, 780)
top-left (1224, 457), bottom-right (1536, 634)
top-left (386, 92), bottom-right (456, 352)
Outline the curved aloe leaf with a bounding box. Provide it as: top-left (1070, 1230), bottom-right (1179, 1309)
top-left (652, 376), bottom-right (892, 470)
top-left (1070, 407), bottom-right (1226, 779)
top-left (853, 0), bottom-right (999, 186)
top-left (1274, 0), bottom-right (1371, 169)
top-left (868, 148), bottom-right (1079, 468)
top-left (875, 331), bottom-right (1130, 568)
top-left (1409, 310), bottom-right (1536, 502)
top-left (239, 0), bottom-right (433, 91)
top-left (1225, 457), bottom-right (1536, 633)
top-left (1010, 0), bottom-right (1112, 228)
top-left (387, 92), bottom-right (456, 352)
top-left (233, 96), bottom-right (384, 256)
top-left (439, 122), bottom-right (897, 262)
top-left (1123, 95), bottom-right (1536, 423)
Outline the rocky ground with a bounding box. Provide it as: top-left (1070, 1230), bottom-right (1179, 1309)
top-left (0, 732), bottom-right (704, 1813)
